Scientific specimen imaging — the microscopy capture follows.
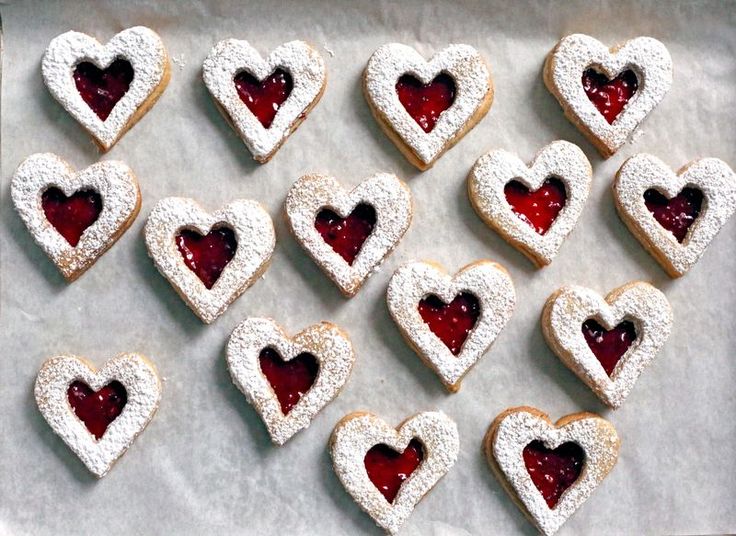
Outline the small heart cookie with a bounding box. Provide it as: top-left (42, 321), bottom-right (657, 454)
top-left (203, 39), bottom-right (326, 163)
top-left (144, 197), bottom-right (275, 323)
top-left (544, 34), bottom-right (672, 157)
top-left (484, 407), bottom-right (620, 536)
top-left (330, 411), bottom-right (459, 534)
top-left (42, 26), bottom-right (170, 151)
top-left (364, 43), bottom-right (493, 170)
top-left (11, 153), bottom-right (141, 281)
top-left (614, 154), bottom-right (736, 277)
top-left (468, 140), bottom-right (592, 267)
top-left (386, 260), bottom-right (515, 391)
top-left (35, 352), bottom-right (161, 478)
top-left (285, 172), bottom-right (412, 297)
top-left (542, 281), bottom-right (672, 408)
top-left (226, 317), bottom-right (355, 445)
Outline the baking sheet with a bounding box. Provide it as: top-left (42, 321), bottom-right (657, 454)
top-left (1, 1), bottom-right (734, 534)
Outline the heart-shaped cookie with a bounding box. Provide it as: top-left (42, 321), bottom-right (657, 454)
top-left (364, 43), bottom-right (493, 170)
top-left (484, 407), bottom-right (620, 536)
top-left (468, 140), bottom-right (592, 267)
top-left (11, 153), bottom-right (141, 281)
top-left (42, 26), bottom-right (170, 151)
top-left (226, 317), bottom-right (355, 445)
top-left (542, 281), bottom-right (672, 408)
top-left (544, 34), bottom-right (672, 158)
top-left (285, 172), bottom-right (412, 297)
top-left (35, 352), bottom-right (161, 478)
top-left (330, 411), bottom-right (459, 534)
top-left (614, 154), bottom-right (736, 277)
top-left (144, 197), bottom-right (275, 323)
top-left (386, 260), bottom-right (515, 391)
top-left (203, 39), bottom-right (326, 163)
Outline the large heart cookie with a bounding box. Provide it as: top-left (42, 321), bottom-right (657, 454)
top-left (11, 153), bottom-right (141, 281)
top-left (468, 140), bottom-right (592, 267)
top-left (285, 172), bottom-right (412, 297)
top-left (544, 34), bottom-right (672, 157)
top-left (542, 281), bottom-right (672, 408)
top-left (387, 260), bottom-right (515, 391)
top-left (203, 39), bottom-right (326, 163)
top-left (330, 411), bottom-right (459, 534)
top-left (364, 43), bottom-right (493, 170)
top-left (144, 197), bottom-right (275, 323)
top-left (42, 26), bottom-right (170, 151)
top-left (35, 352), bottom-right (161, 478)
top-left (226, 317), bottom-right (355, 445)
top-left (484, 407), bottom-right (620, 536)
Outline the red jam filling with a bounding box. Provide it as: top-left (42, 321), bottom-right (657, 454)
top-left (582, 319), bottom-right (637, 377)
top-left (67, 380), bottom-right (127, 440)
top-left (644, 187), bottom-right (703, 243)
top-left (41, 187), bottom-right (103, 247)
top-left (582, 68), bottom-right (638, 124)
top-left (418, 292), bottom-right (481, 355)
top-left (523, 440), bottom-right (585, 509)
top-left (314, 204), bottom-right (377, 265)
top-left (258, 348), bottom-right (319, 415)
top-left (234, 68), bottom-right (293, 128)
top-left (396, 73), bottom-right (456, 133)
top-left (504, 177), bottom-right (567, 235)
top-left (176, 227), bottom-right (237, 290)
top-left (364, 438), bottom-right (424, 503)
top-left (73, 59), bottom-right (134, 121)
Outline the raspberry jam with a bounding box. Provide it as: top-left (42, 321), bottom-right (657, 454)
top-left (418, 292), bottom-right (481, 355)
top-left (234, 68), bottom-right (293, 128)
top-left (314, 204), bottom-right (377, 265)
top-left (364, 438), bottom-right (424, 503)
top-left (67, 380), bottom-right (127, 440)
top-left (644, 187), bottom-right (703, 243)
top-left (258, 348), bottom-right (319, 415)
top-left (176, 227), bottom-right (237, 289)
top-left (582, 319), bottom-right (637, 377)
top-left (582, 68), bottom-right (638, 124)
top-left (504, 178), bottom-right (567, 235)
top-left (396, 73), bottom-right (456, 133)
top-left (523, 440), bottom-right (585, 509)
top-left (73, 59), bottom-right (134, 121)
top-left (41, 187), bottom-right (103, 247)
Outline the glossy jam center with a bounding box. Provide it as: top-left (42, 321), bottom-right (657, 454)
top-left (67, 380), bottom-right (127, 440)
top-left (314, 204), bottom-right (377, 265)
top-left (396, 73), bottom-right (456, 133)
top-left (504, 177), bottom-right (567, 235)
top-left (41, 187), bottom-right (103, 247)
top-left (234, 68), bottom-right (293, 128)
top-left (176, 227), bottom-right (237, 290)
top-left (582, 68), bottom-right (638, 124)
top-left (418, 292), bottom-right (481, 355)
top-left (364, 438), bottom-right (424, 503)
top-left (582, 319), bottom-right (637, 377)
top-left (644, 187), bottom-right (703, 243)
top-left (523, 440), bottom-right (585, 509)
top-left (258, 348), bottom-right (319, 415)
top-left (73, 59), bottom-right (134, 121)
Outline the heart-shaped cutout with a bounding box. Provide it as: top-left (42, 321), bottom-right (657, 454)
top-left (581, 68), bottom-right (638, 124)
top-left (234, 68), bottom-right (293, 128)
top-left (314, 204), bottom-right (377, 266)
top-left (396, 73), bottom-right (456, 133)
top-left (504, 177), bottom-right (567, 236)
top-left (73, 59), bottom-right (135, 121)
top-left (418, 292), bottom-right (480, 355)
top-left (176, 227), bottom-right (238, 289)
top-left (67, 380), bottom-right (127, 440)
top-left (258, 347), bottom-right (319, 414)
top-left (523, 440), bottom-right (585, 508)
top-left (581, 319), bottom-right (637, 377)
top-left (643, 187), bottom-right (703, 243)
top-left (364, 438), bottom-right (424, 503)
top-left (41, 187), bottom-right (103, 247)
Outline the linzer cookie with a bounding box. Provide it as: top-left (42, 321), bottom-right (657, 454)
top-left (387, 260), bottom-right (515, 392)
top-left (364, 43), bottom-right (493, 170)
top-left (11, 153), bottom-right (140, 281)
top-left (285, 172), bottom-right (412, 297)
top-left (484, 407), bottom-right (620, 536)
top-left (203, 39), bottom-right (326, 163)
top-left (542, 281), bottom-right (672, 408)
top-left (544, 34), bottom-right (672, 157)
top-left (614, 153), bottom-right (736, 277)
top-left (35, 352), bottom-right (161, 478)
top-left (468, 140), bottom-right (592, 267)
top-left (42, 26), bottom-right (170, 151)
top-left (330, 411), bottom-right (459, 534)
